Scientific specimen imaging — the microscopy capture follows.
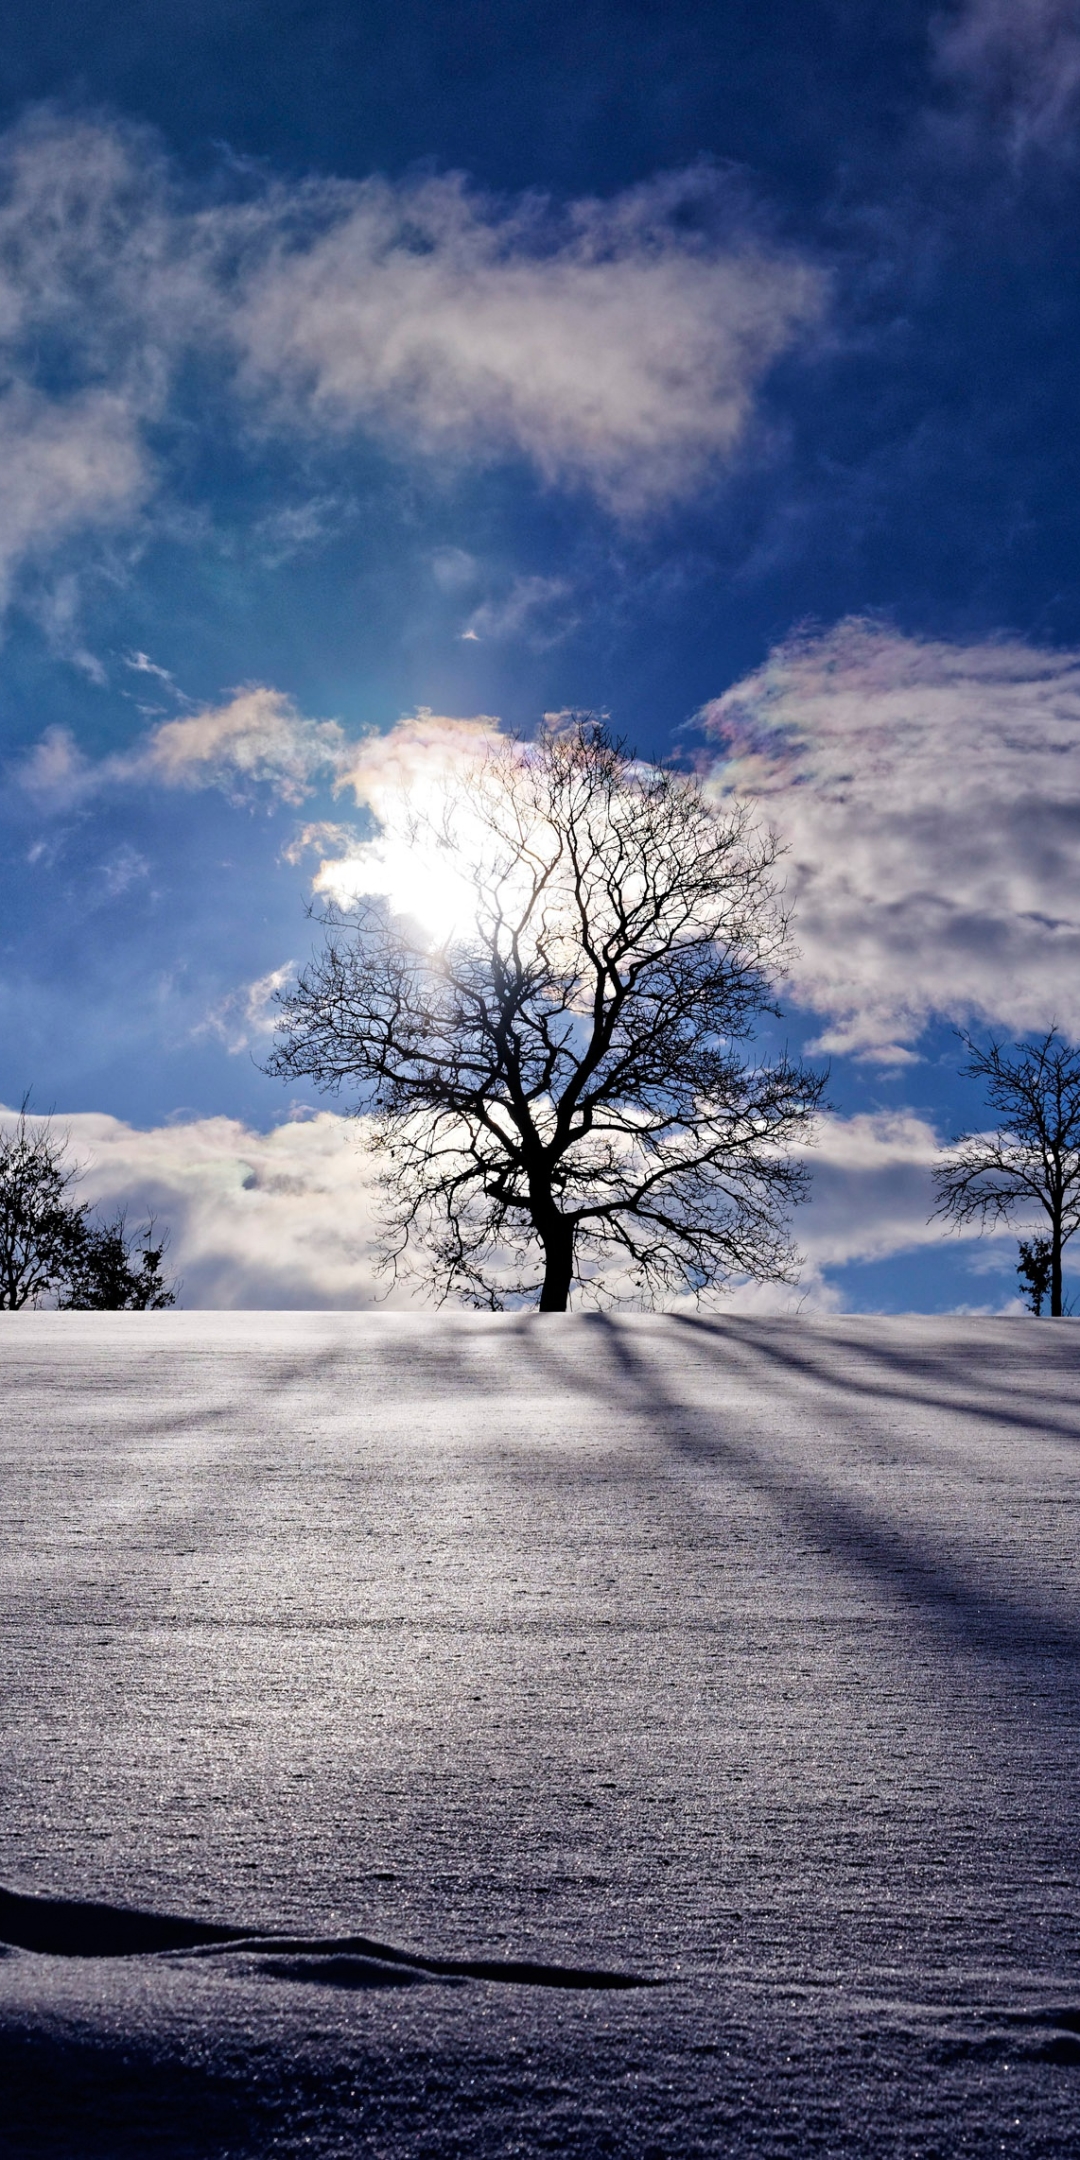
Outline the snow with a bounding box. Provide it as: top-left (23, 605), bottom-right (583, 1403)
top-left (1, 1310), bottom-right (1079, 2155)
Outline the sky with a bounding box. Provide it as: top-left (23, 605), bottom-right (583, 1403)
top-left (1, 0), bottom-right (1079, 1312)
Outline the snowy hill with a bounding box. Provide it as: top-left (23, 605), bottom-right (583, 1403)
top-left (2, 1312), bottom-right (1079, 2157)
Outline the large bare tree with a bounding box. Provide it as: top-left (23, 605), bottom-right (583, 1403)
top-left (269, 721), bottom-right (825, 1310)
top-left (933, 1028), bottom-right (1080, 1316)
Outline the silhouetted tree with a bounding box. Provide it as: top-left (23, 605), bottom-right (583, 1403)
top-left (269, 720), bottom-right (825, 1309)
top-left (59, 1212), bottom-right (176, 1311)
top-left (933, 1029), bottom-right (1080, 1316)
top-left (0, 1107), bottom-right (176, 1310)
top-left (0, 1109), bottom-right (82, 1309)
top-left (1016, 1235), bottom-right (1053, 1317)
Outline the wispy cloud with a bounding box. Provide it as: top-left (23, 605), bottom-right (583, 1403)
top-left (0, 385), bottom-right (147, 612)
top-left (462, 573), bottom-right (575, 644)
top-left (24, 1105), bottom-right (416, 1309)
top-left (0, 112), bottom-right (827, 619)
top-left (198, 962), bottom-right (295, 1055)
top-left (930, 0), bottom-right (1080, 165)
top-left (233, 166), bottom-right (825, 518)
top-left (701, 618), bottom-right (1080, 1057)
top-left (17, 687), bottom-right (351, 810)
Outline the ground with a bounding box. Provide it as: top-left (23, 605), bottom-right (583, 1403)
top-left (1, 1311), bottom-right (1078, 2156)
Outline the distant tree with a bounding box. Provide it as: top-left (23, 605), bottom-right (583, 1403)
top-left (59, 1212), bottom-right (176, 1311)
top-left (0, 1109), bottom-right (83, 1310)
top-left (0, 1106), bottom-right (176, 1310)
top-left (268, 719), bottom-right (825, 1310)
top-left (933, 1028), bottom-right (1080, 1316)
top-left (1016, 1235), bottom-right (1053, 1317)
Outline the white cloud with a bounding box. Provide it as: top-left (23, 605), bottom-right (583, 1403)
top-left (198, 962), bottom-right (295, 1055)
top-left (124, 650), bottom-right (181, 688)
top-left (797, 1110), bottom-right (944, 1265)
top-left (0, 112), bottom-right (189, 613)
top-left (17, 687), bottom-right (351, 810)
top-left (98, 843), bottom-right (150, 899)
top-left (40, 1107), bottom-right (420, 1310)
top-left (313, 710), bottom-right (505, 926)
top-left (701, 619), bottom-right (1080, 1058)
top-left (0, 386), bottom-right (147, 611)
top-left (333, 708), bottom-right (502, 812)
top-left (134, 688), bottom-right (349, 803)
top-left (0, 113), bottom-right (826, 614)
top-left (430, 546), bottom-right (479, 593)
top-left (0, 1100), bottom-right (1029, 1313)
top-left (232, 167), bottom-right (825, 518)
top-left (931, 0), bottom-right (1080, 163)
top-left (16, 725), bottom-right (97, 813)
top-left (280, 819), bottom-right (362, 867)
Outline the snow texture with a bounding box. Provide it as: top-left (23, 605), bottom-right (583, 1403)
top-left (1, 1310), bottom-right (1079, 2156)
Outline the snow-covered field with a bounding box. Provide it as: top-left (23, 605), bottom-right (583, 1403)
top-left (2, 1312), bottom-right (1079, 2157)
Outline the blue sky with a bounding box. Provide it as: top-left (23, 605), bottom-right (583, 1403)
top-left (1, 0), bottom-right (1078, 1310)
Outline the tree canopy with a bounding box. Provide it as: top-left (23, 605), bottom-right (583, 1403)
top-left (269, 720), bottom-right (825, 1309)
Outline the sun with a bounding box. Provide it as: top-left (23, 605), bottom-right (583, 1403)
top-left (311, 796), bottom-right (485, 945)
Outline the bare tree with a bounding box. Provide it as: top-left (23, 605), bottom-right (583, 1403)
top-left (268, 721), bottom-right (825, 1310)
top-left (933, 1028), bottom-right (1080, 1316)
top-left (0, 1106), bottom-right (176, 1310)
top-left (0, 1109), bottom-right (82, 1310)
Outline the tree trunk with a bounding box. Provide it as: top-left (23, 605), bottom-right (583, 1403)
top-left (1052, 1222), bottom-right (1063, 1317)
top-left (538, 1214), bottom-right (575, 1311)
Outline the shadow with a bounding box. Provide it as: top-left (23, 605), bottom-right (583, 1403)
top-left (0, 1885), bottom-right (656, 1991)
top-left (675, 1312), bottom-right (1080, 1452)
top-left (571, 1313), bottom-right (1080, 1675)
top-left (0, 1885), bottom-right (248, 1956)
top-left (0, 2027), bottom-right (267, 2160)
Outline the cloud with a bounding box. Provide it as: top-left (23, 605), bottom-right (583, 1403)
top-left (312, 710), bottom-right (506, 921)
top-left (462, 574), bottom-right (575, 645)
top-left (280, 820), bottom-right (362, 867)
top-left (124, 650), bottom-right (182, 688)
top-left (232, 166), bottom-right (825, 518)
top-left (797, 1110), bottom-right (944, 1265)
top-left (930, 0), bottom-right (1080, 164)
top-left (134, 689), bottom-right (349, 803)
top-left (198, 962), bottom-right (295, 1055)
top-left (16, 725), bottom-right (97, 813)
top-left (33, 1106), bottom-right (419, 1310)
top-left (700, 618), bottom-right (1080, 1057)
top-left (0, 1099), bottom-right (1030, 1313)
top-left (333, 708), bottom-right (502, 810)
top-left (98, 843), bottom-right (150, 899)
top-left (14, 696), bottom-right (509, 944)
top-left (430, 546), bottom-right (479, 593)
top-left (17, 687), bottom-right (351, 810)
top-left (0, 386), bottom-right (147, 612)
top-left (0, 113), bottom-right (187, 614)
top-left (0, 113), bottom-right (826, 619)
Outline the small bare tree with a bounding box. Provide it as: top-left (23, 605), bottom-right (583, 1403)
top-left (0, 1109), bottom-right (82, 1310)
top-left (933, 1028), bottom-right (1080, 1316)
top-left (268, 721), bottom-right (825, 1310)
top-left (0, 1106), bottom-right (176, 1311)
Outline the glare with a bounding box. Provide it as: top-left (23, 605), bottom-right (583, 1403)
top-left (312, 783), bottom-right (489, 944)
top-left (313, 712), bottom-right (512, 942)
